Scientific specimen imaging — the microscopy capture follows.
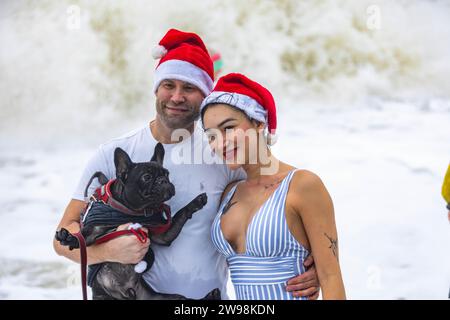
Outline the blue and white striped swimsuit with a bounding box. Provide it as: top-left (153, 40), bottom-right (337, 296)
top-left (211, 169), bottom-right (310, 300)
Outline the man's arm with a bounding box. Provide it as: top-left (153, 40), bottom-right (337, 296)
top-left (53, 199), bottom-right (150, 265)
top-left (53, 199), bottom-right (103, 264)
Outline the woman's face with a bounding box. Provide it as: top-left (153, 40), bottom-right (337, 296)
top-left (202, 104), bottom-right (264, 170)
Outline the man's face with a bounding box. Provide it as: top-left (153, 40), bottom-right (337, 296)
top-left (155, 79), bottom-right (205, 130)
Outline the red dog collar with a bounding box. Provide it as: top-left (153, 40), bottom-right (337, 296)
top-left (91, 179), bottom-right (172, 235)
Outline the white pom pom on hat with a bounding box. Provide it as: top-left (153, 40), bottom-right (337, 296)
top-left (152, 44), bottom-right (168, 59)
top-left (266, 132), bottom-right (278, 146)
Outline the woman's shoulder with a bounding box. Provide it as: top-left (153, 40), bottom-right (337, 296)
top-left (290, 169), bottom-right (330, 202)
top-left (291, 169), bottom-right (324, 187)
top-left (289, 169), bottom-right (333, 216)
top-left (289, 169), bottom-right (335, 221)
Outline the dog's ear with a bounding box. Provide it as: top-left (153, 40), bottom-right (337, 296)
top-left (150, 143), bottom-right (165, 165)
top-left (114, 148), bottom-right (132, 181)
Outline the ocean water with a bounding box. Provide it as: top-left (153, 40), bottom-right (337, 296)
top-left (0, 0), bottom-right (449, 299)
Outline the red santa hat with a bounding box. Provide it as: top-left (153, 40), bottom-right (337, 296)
top-left (152, 29), bottom-right (214, 96)
top-left (200, 73), bottom-right (278, 145)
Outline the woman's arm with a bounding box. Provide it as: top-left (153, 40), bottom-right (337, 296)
top-left (292, 170), bottom-right (346, 300)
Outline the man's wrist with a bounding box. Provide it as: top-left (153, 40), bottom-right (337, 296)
top-left (88, 243), bottom-right (108, 265)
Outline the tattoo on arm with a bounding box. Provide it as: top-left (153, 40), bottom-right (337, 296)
top-left (222, 201), bottom-right (237, 215)
top-left (324, 233), bottom-right (339, 261)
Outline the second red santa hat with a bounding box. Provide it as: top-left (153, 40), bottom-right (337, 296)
top-left (200, 73), bottom-right (278, 145)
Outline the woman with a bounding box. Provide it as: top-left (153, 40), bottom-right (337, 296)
top-left (200, 73), bottom-right (346, 300)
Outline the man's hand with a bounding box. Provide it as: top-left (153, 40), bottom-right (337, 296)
top-left (286, 255), bottom-right (320, 300)
top-left (101, 223), bottom-right (150, 265)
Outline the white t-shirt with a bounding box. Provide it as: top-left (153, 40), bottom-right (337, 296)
top-left (72, 122), bottom-right (246, 299)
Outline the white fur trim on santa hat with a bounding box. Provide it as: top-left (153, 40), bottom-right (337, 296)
top-left (152, 45), bottom-right (168, 59)
top-left (200, 91), bottom-right (268, 125)
top-left (153, 59), bottom-right (213, 96)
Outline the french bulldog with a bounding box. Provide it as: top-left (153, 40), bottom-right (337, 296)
top-left (55, 143), bottom-right (220, 300)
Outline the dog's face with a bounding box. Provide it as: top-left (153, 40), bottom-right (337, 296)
top-left (114, 143), bottom-right (175, 211)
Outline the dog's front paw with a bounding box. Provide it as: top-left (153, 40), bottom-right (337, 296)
top-left (202, 288), bottom-right (221, 300)
top-left (184, 193), bottom-right (208, 219)
top-left (192, 192), bottom-right (208, 209)
top-left (55, 228), bottom-right (80, 250)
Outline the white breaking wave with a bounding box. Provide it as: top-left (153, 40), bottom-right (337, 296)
top-left (1, 0), bottom-right (450, 143)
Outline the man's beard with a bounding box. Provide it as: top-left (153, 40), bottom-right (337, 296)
top-left (156, 100), bottom-right (200, 129)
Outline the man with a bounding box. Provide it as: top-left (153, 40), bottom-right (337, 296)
top-left (53, 29), bottom-right (320, 299)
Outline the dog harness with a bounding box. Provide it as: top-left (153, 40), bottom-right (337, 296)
top-left (85, 178), bottom-right (172, 235)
